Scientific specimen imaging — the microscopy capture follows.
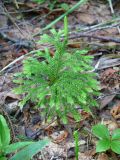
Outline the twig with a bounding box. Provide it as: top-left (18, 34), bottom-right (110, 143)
top-left (13, 0), bottom-right (19, 9)
top-left (70, 18), bottom-right (120, 33)
top-left (108, 0), bottom-right (114, 14)
top-left (0, 31), bottom-right (34, 48)
top-left (96, 91), bottom-right (120, 100)
top-left (85, 21), bottom-right (120, 33)
top-left (69, 33), bottom-right (120, 43)
top-left (108, 0), bottom-right (120, 34)
top-left (2, 2), bottom-right (24, 36)
top-left (0, 49), bottom-right (41, 73)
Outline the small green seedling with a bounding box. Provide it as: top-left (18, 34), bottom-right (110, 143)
top-left (74, 130), bottom-right (79, 160)
top-left (0, 115), bottom-right (49, 160)
top-left (92, 123), bottom-right (120, 154)
top-left (14, 17), bottom-right (99, 123)
top-left (33, 0), bottom-right (58, 10)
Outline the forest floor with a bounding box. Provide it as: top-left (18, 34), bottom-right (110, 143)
top-left (0, 0), bottom-right (120, 159)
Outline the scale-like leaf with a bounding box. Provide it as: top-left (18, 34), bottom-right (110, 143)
top-left (14, 18), bottom-right (99, 123)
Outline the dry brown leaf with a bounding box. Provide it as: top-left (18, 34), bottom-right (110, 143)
top-left (100, 67), bottom-right (120, 90)
top-left (85, 149), bottom-right (96, 157)
top-left (99, 94), bottom-right (115, 109)
top-left (97, 153), bottom-right (109, 160)
top-left (68, 43), bottom-right (81, 48)
top-left (107, 121), bottom-right (118, 133)
top-left (111, 105), bottom-right (120, 119)
top-left (52, 130), bottom-right (68, 144)
top-left (76, 13), bottom-right (97, 25)
top-left (5, 92), bottom-right (21, 102)
top-left (45, 126), bottom-right (54, 135)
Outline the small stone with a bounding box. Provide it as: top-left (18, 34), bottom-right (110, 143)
top-left (25, 127), bottom-right (38, 139)
top-left (5, 101), bottom-right (18, 115)
top-left (67, 147), bottom-right (75, 159)
top-left (32, 114), bottom-right (41, 125)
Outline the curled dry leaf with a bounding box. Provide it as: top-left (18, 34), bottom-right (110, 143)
top-left (5, 92), bottom-right (21, 102)
top-left (45, 126), bottom-right (54, 135)
top-left (68, 42), bottom-right (81, 48)
top-left (100, 68), bottom-right (120, 90)
top-left (97, 153), bottom-right (109, 160)
top-left (107, 121), bottom-right (118, 133)
top-left (51, 130), bottom-right (68, 144)
top-left (111, 105), bottom-right (120, 119)
top-left (84, 148), bottom-right (96, 157)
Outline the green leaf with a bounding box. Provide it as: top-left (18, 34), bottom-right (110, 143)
top-left (92, 124), bottom-right (110, 139)
top-left (5, 142), bottom-right (33, 154)
top-left (112, 129), bottom-right (120, 140)
top-left (0, 157), bottom-right (7, 160)
top-left (96, 139), bottom-right (111, 152)
top-left (61, 3), bottom-right (69, 11)
top-left (111, 140), bottom-right (120, 154)
top-left (0, 115), bottom-right (10, 147)
top-left (10, 139), bottom-right (49, 160)
top-left (33, 0), bottom-right (45, 4)
top-left (61, 115), bottom-right (68, 124)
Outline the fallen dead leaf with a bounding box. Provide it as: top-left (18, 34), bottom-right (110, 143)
top-left (107, 121), bottom-right (118, 133)
top-left (111, 105), bottom-right (120, 119)
top-left (5, 92), bottom-right (21, 102)
top-left (85, 149), bottom-right (96, 157)
top-left (100, 68), bottom-right (120, 89)
top-left (45, 126), bottom-right (54, 135)
top-left (68, 42), bottom-right (81, 48)
top-left (99, 94), bottom-right (115, 109)
top-left (51, 130), bottom-right (68, 144)
top-left (97, 153), bottom-right (109, 160)
top-left (76, 13), bottom-right (97, 25)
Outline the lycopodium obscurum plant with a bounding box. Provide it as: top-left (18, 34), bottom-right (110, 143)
top-left (13, 17), bottom-right (99, 123)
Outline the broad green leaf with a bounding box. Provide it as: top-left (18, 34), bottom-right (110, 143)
top-left (112, 129), bottom-right (120, 140)
top-left (92, 124), bottom-right (110, 139)
top-left (111, 140), bottom-right (120, 154)
top-left (0, 157), bottom-right (7, 160)
top-left (10, 139), bottom-right (49, 160)
top-left (5, 142), bottom-right (33, 154)
top-left (0, 115), bottom-right (10, 147)
top-left (96, 139), bottom-right (111, 152)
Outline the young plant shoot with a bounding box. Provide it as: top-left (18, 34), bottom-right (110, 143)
top-left (13, 17), bottom-right (99, 123)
